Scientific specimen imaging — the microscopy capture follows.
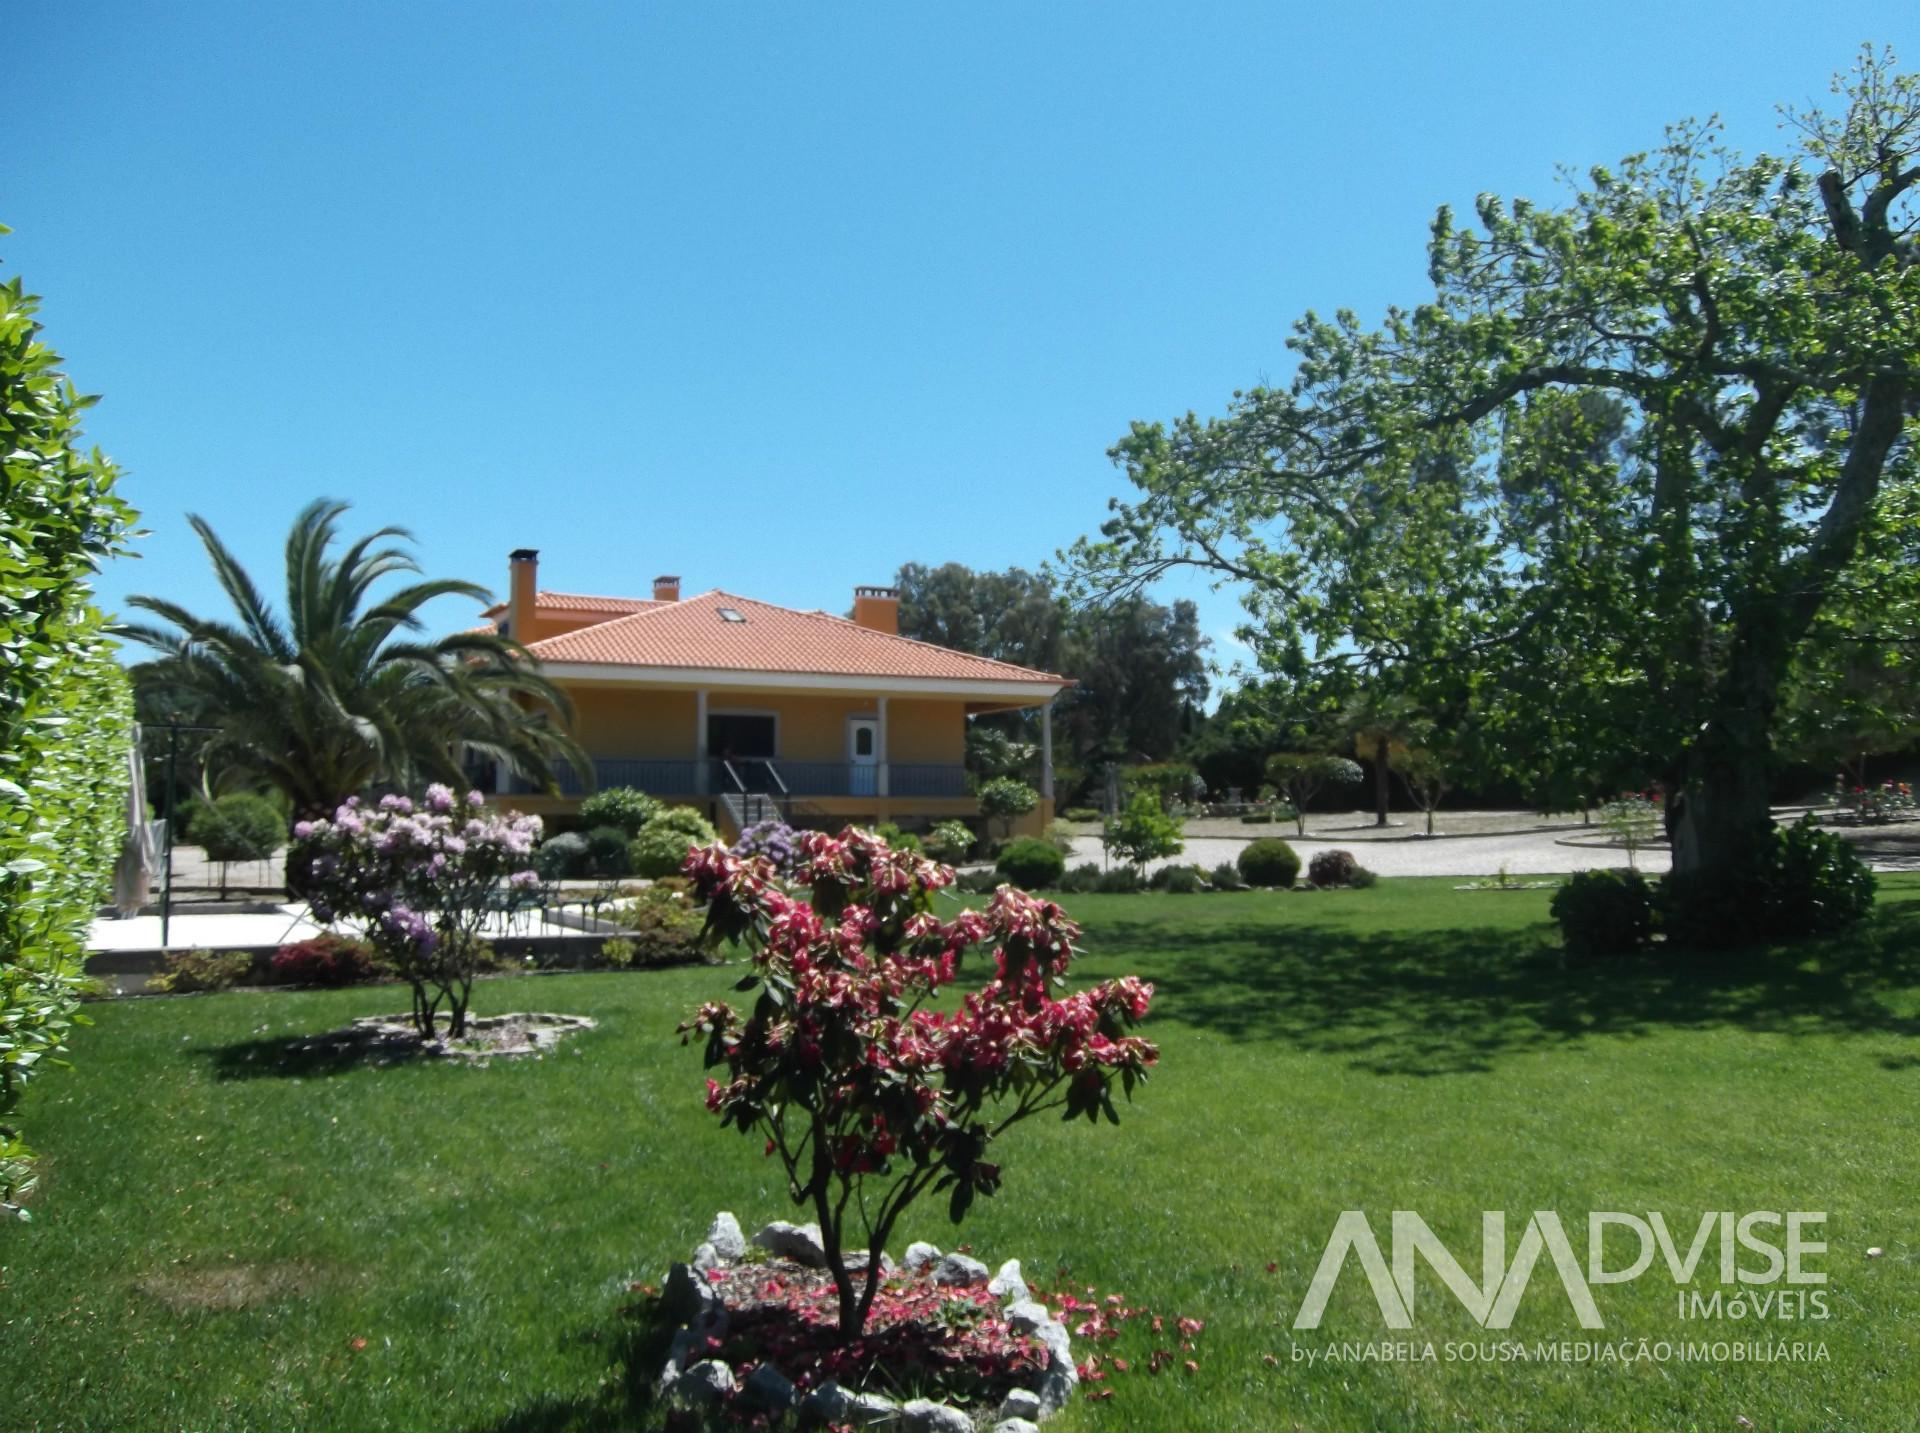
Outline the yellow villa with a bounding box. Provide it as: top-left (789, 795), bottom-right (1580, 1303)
top-left (482, 550), bottom-right (1068, 838)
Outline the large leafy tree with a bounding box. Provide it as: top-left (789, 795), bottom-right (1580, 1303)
top-left (1067, 50), bottom-right (1920, 878)
top-left (895, 561), bottom-right (1208, 770)
top-left (126, 500), bottom-right (587, 822)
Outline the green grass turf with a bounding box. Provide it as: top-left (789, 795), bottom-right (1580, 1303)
top-left (4, 876), bottom-right (1918, 1431)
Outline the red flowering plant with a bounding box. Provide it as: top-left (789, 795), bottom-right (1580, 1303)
top-left (678, 826), bottom-right (1158, 1340)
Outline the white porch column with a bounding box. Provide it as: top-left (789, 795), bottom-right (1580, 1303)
top-left (876, 696), bottom-right (890, 798)
top-left (1040, 699), bottom-right (1054, 800)
top-left (694, 688), bottom-right (709, 795)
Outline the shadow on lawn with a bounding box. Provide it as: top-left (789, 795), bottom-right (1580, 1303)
top-left (1083, 898), bottom-right (1920, 1077)
top-left (197, 1024), bottom-right (433, 1080)
top-left (464, 1297), bottom-right (717, 1433)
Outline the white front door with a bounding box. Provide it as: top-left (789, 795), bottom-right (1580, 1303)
top-left (849, 717), bottom-right (879, 796)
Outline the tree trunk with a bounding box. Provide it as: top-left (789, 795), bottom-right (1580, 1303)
top-left (1373, 736), bottom-right (1389, 827)
top-left (1668, 638), bottom-right (1785, 878)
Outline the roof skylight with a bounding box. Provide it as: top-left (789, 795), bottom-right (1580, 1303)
top-left (717, 607), bottom-right (747, 623)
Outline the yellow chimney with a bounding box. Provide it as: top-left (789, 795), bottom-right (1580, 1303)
top-left (508, 548), bottom-right (538, 641)
top-left (852, 585), bottom-right (900, 636)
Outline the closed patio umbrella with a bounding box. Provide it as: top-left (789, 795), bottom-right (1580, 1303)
top-left (112, 725), bottom-right (158, 918)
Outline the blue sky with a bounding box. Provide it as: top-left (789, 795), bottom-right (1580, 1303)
top-left (10, 3), bottom-right (1912, 693)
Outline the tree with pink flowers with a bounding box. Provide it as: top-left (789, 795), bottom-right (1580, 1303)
top-left (294, 785), bottom-right (541, 1038)
top-left (679, 827), bottom-right (1158, 1339)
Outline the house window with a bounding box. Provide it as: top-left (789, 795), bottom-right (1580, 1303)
top-left (708, 713), bottom-right (776, 760)
top-left (854, 725), bottom-right (875, 758)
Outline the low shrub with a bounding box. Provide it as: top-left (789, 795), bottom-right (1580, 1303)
top-left (269, 934), bottom-right (380, 987)
top-left (1238, 837), bottom-right (1301, 888)
top-left (733, 819), bottom-right (801, 875)
top-left (1551, 869), bottom-right (1654, 956)
top-left (955, 868), bottom-right (1003, 895)
top-left (874, 823), bottom-right (925, 855)
top-left (149, 949), bottom-right (253, 993)
top-left (996, 837), bottom-right (1067, 890)
top-left (1153, 864), bottom-right (1206, 894)
top-left (1659, 817), bottom-right (1876, 950)
top-left (629, 808), bottom-right (719, 879)
top-left (599, 937), bottom-right (637, 969)
top-left (1350, 866), bottom-right (1379, 889)
top-left (1062, 807), bottom-right (1100, 823)
top-left (1239, 811), bottom-right (1276, 825)
top-left (584, 825), bottom-right (634, 878)
top-left (1058, 862), bottom-right (1103, 893)
top-left (1209, 861), bottom-right (1246, 891)
top-left (578, 786), bottom-right (661, 838)
top-left (1095, 866), bottom-right (1144, 894)
top-left (534, 831), bottom-right (590, 881)
top-left (1308, 848), bottom-right (1360, 888)
top-left (1770, 816), bottom-right (1877, 938)
top-left (611, 882), bottom-right (709, 965)
top-left (925, 819), bottom-right (975, 863)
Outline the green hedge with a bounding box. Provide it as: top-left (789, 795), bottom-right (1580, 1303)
top-left (0, 263), bottom-right (138, 1217)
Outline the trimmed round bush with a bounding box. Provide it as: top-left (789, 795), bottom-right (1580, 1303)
top-left (583, 824), bottom-right (634, 878)
top-left (1153, 864), bottom-right (1205, 894)
top-left (534, 831), bottom-right (590, 880)
top-left (577, 786), bottom-right (661, 838)
top-left (1308, 848), bottom-right (1360, 888)
top-left (629, 808), bottom-right (719, 879)
top-left (1551, 869), bottom-right (1654, 956)
top-left (996, 836), bottom-right (1067, 890)
top-left (1238, 837), bottom-right (1301, 888)
top-left (183, 793), bottom-right (284, 883)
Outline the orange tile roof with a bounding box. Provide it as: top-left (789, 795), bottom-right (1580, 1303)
top-left (481, 591), bottom-right (665, 618)
top-left (524, 589), bottom-right (1065, 685)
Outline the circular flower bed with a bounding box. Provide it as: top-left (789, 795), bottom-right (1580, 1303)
top-left (657, 1213), bottom-right (1078, 1429)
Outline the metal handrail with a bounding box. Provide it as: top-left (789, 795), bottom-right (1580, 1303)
top-left (720, 759), bottom-right (747, 793)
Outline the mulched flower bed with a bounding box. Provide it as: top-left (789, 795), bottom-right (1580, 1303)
top-left (284, 1011), bottom-right (595, 1063)
top-left (704, 1260), bottom-right (1047, 1404)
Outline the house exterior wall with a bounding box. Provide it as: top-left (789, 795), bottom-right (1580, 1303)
top-left (502, 682), bottom-right (1059, 836)
top-left (559, 686), bottom-right (965, 766)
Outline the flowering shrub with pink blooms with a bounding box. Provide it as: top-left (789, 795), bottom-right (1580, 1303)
top-left (678, 826), bottom-right (1158, 1339)
top-left (293, 785), bottom-right (541, 1037)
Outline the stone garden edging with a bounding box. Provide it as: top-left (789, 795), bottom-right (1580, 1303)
top-left (657, 1210), bottom-right (1076, 1431)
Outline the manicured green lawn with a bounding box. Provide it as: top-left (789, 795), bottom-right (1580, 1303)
top-left (5, 877), bottom-right (1919, 1431)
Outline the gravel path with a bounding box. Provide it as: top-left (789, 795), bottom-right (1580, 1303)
top-left (1062, 828), bottom-right (1668, 879)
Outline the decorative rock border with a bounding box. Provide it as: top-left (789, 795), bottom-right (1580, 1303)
top-left (658, 1211), bottom-right (1076, 1430)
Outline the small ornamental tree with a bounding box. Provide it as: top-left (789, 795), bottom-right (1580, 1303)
top-left (184, 792), bottom-right (283, 898)
top-left (1263, 753), bottom-right (1363, 836)
top-left (1390, 748), bottom-right (1451, 837)
top-left (976, 776), bottom-right (1039, 841)
top-left (679, 827), bottom-right (1158, 1340)
top-left (1102, 791), bottom-right (1185, 873)
top-left (294, 785), bottom-right (540, 1037)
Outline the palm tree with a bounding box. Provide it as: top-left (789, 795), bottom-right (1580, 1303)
top-left (125, 500), bottom-right (590, 826)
